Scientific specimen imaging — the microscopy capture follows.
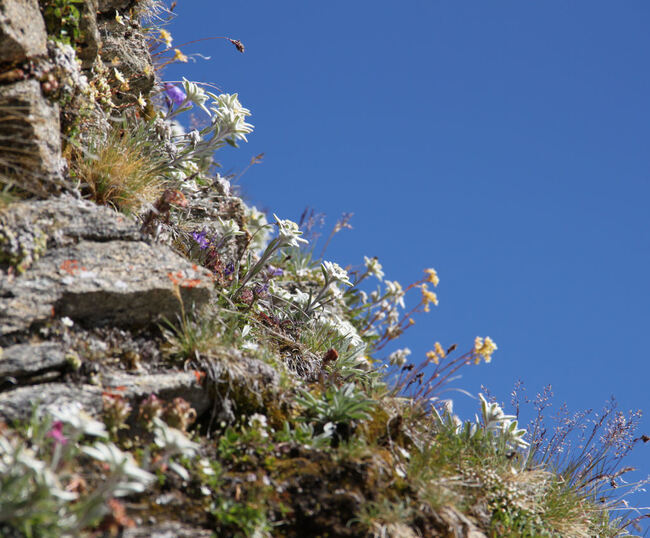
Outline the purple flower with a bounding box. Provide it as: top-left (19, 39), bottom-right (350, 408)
top-left (164, 83), bottom-right (187, 106)
top-left (255, 283), bottom-right (269, 296)
top-left (267, 266), bottom-right (284, 277)
top-left (191, 229), bottom-right (210, 250)
top-left (224, 262), bottom-right (235, 276)
top-left (46, 421), bottom-right (67, 445)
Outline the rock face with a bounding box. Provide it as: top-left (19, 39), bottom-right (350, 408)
top-left (0, 78), bottom-right (64, 195)
top-left (99, 18), bottom-right (155, 102)
top-left (0, 197), bottom-right (213, 336)
top-left (0, 0), bottom-right (47, 62)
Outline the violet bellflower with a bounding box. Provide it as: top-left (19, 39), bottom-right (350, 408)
top-left (164, 83), bottom-right (187, 106)
top-left (191, 229), bottom-right (210, 250)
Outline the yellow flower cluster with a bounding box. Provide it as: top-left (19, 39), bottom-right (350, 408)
top-left (420, 283), bottom-right (439, 312)
top-left (473, 336), bottom-right (497, 364)
top-left (425, 341), bottom-right (446, 365)
top-left (424, 268), bottom-right (440, 287)
top-left (173, 49), bottom-right (188, 63)
top-left (160, 29), bottom-right (173, 49)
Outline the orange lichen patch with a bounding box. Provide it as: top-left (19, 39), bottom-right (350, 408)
top-left (60, 259), bottom-right (87, 275)
top-left (193, 370), bottom-right (206, 384)
top-left (179, 278), bottom-right (203, 288)
top-left (167, 270), bottom-right (206, 289)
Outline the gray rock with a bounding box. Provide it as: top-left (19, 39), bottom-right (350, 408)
top-left (0, 342), bottom-right (66, 379)
top-left (97, 0), bottom-right (133, 14)
top-left (0, 197), bottom-right (214, 335)
top-left (122, 522), bottom-right (213, 538)
top-left (0, 0), bottom-right (47, 62)
top-left (0, 371), bottom-right (209, 423)
top-left (77, 0), bottom-right (101, 70)
top-left (0, 382), bottom-right (104, 422)
top-left (102, 371), bottom-right (211, 416)
top-left (0, 79), bottom-right (65, 196)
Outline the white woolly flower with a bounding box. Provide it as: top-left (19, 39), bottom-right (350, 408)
top-left (153, 418), bottom-right (199, 458)
top-left (46, 402), bottom-right (108, 438)
top-left (388, 348), bottom-right (411, 367)
top-left (81, 442), bottom-right (155, 496)
top-left (209, 93), bottom-right (254, 143)
top-left (364, 256), bottom-right (384, 281)
top-left (322, 261), bottom-right (352, 286)
top-left (273, 214), bottom-right (308, 247)
top-left (385, 280), bottom-right (405, 308)
top-left (217, 217), bottom-right (244, 237)
top-left (182, 78), bottom-right (211, 115)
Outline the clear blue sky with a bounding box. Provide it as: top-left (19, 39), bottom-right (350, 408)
top-left (165, 1), bottom-right (650, 523)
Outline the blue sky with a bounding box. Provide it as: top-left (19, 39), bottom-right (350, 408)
top-left (165, 1), bottom-right (650, 524)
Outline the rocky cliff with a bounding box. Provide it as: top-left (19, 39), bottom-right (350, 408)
top-left (0, 1), bottom-right (644, 536)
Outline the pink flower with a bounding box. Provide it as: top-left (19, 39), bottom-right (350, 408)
top-left (47, 421), bottom-right (68, 445)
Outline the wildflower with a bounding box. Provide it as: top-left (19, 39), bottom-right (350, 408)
top-left (61, 316), bottom-right (74, 327)
top-left (248, 413), bottom-right (269, 438)
top-left (210, 93), bottom-right (254, 143)
top-left (46, 402), bottom-right (108, 438)
top-left (421, 283), bottom-right (438, 312)
top-left (46, 421), bottom-right (67, 445)
top-left (191, 229), bottom-right (210, 250)
top-left (389, 347), bottom-right (411, 367)
top-left (322, 260), bottom-right (352, 286)
top-left (217, 217), bottom-right (244, 237)
top-left (173, 48), bottom-right (188, 62)
top-left (113, 68), bottom-right (129, 91)
top-left (273, 214), bottom-right (308, 247)
top-left (426, 350), bottom-right (440, 365)
top-left (434, 341), bottom-right (445, 358)
top-left (138, 394), bottom-right (163, 425)
top-left (115, 10), bottom-right (124, 25)
top-left (153, 418), bottom-right (199, 457)
top-left (364, 256), bottom-right (384, 280)
top-left (81, 442), bottom-right (155, 496)
top-left (159, 28), bottom-right (173, 48)
top-left (187, 128), bottom-right (201, 147)
top-left (267, 266), bottom-right (283, 277)
top-left (136, 92), bottom-right (147, 108)
top-left (424, 268), bottom-right (440, 286)
top-left (181, 78), bottom-right (211, 115)
top-left (474, 336), bottom-right (497, 363)
top-left (164, 83), bottom-right (186, 106)
top-left (385, 280), bottom-right (405, 308)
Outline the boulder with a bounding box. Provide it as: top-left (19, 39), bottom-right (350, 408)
top-left (0, 79), bottom-right (65, 195)
top-left (0, 0), bottom-right (47, 62)
top-left (0, 197), bottom-right (214, 335)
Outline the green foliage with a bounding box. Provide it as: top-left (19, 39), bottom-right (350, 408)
top-left (296, 382), bottom-right (376, 426)
top-left (40, 0), bottom-right (84, 45)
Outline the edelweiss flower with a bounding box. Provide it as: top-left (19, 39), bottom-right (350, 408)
top-left (81, 442), bottom-right (155, 496)
top-left (388, 348), bottom-right (411, 367)
top-left (273, 214), bottom-right (308, 247)
top-left (153, 418), bottom-right (199, 458)
top-left (364, 256), bottom-right (384, 280)
top-left (322, 260), bottom-right (352, 286)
